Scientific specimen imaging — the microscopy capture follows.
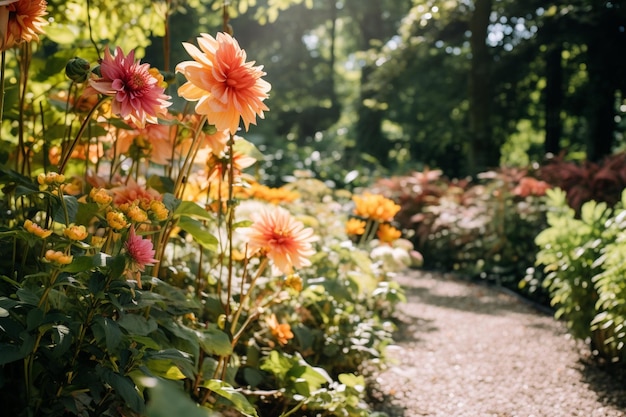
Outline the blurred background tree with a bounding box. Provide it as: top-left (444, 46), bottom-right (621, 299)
top-left (24, 0), bottom-right (626, 185)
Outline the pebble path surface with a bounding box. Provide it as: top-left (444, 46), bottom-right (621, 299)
top-left (371, 270), bottom-right (626, 417)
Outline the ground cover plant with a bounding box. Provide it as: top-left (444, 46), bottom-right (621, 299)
top-left (0, 2), bottom-right (413, 416)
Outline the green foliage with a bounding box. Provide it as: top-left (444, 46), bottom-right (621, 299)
top-left (535, 188), bottom-right (626, 362)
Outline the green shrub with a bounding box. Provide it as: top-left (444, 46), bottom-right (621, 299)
top-left (535, 188), bottom-right (626, 362)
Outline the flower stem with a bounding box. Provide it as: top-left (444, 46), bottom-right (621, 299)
top-left (58, 96), bottom-right (108, 175)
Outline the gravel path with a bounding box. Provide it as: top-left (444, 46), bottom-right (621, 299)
top-left (371, 270), bottom-right (626, 417)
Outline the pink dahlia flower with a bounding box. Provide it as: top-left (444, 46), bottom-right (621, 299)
top-left (88, 46), bottom-right (171, 128)
top-left (125, 227), bottom-right (157, 272)
top-left (176, 32), bottom-right (271, 135)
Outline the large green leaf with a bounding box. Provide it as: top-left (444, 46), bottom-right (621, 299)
top-left (176, 217), bottom-right (218, 251)
top-left (96, 365), bottom-right (145, 413)
top-left (174, 201), bottom-right (215, 221)
top-left (118, 314), bottom-right (158, 336)
top-left (145, 378), bottom-right (215, 417)
top-left (196, 324), bottom-right (232, 357)
top-left (203, 379), bottom-right (259, 417)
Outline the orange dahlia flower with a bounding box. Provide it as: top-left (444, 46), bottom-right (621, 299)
top-left (240, 206), bottom-right (317, 274)
top-left (176, 32), bottom-right (271, 134)
top-left (1, 0), bottom-right (47, 51)
top-left (88, 47), bottom-right (171, 128)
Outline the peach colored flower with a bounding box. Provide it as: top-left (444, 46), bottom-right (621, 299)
top-left (110, 178), bottom-right (162, 208)
top-left (88, 47), bottom-right (171, 128)
top-left (125, 227), bottom-right (157, 272)
top-left (240, 206), bottom-right (317, 274)
top-left (2, 0), bottom-right (47, 51)
top-left (176, 32), bottom-right (271, 134)
top-left (266, 314), bottom-right (294, 346)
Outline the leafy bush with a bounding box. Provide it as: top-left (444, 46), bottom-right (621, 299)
top-left (539, 152), bottom-right (626, 213)
top-left (535, 188), bottom-right (626, 362)
top-left (372, 168), bottom-right (549, 295)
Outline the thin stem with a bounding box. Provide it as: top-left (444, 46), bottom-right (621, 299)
top-left (0, 49), bottom-right (5, 141)
top-left (86, 0), bottom-right (101, 59)
top-left (225, 134), bottom-right (235, 318)
top-left (229, 257), bottom-right (269, 336)
top-left (58, 96), bottom-right (108, 174)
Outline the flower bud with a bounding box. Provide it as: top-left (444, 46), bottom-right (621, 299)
top-left (65, 57), bottom-right (91, 83)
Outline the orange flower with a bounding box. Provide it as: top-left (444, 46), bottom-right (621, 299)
top-left (353, 192), bottom-right (401, 223)
top-left (376, 223), bottom-right (402, 244)
top-left (345, 218), bottom-right (366, 236)
top-left (45, 250), bottom-right (73, 265)
top-left (240, 206), bottom-right (317, 274)
top-left (24, 219), bottom-right (52, 238)
top-left (2, 0), bottom-right (47, 51)
top-left (176, 32), bottom-right (271, 134)
top-left (266, 314), bottom-right (294, 346)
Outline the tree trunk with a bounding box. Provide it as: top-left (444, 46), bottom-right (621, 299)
top-left (585, 14), bottom-right (616, 162)
top-left (467, 0), bottom-right (494, 175)
top-left (353, 1), bottom-right (390, 167)
top-left (544, 44), bottom-right (563, 157)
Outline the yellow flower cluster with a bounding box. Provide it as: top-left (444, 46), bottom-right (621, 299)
top-left (106, 211), bottom-right (128, 231)
top-left (352, 192), bottom-right (401, 223)
top-left (89, 188), bottom-right (113, 205)
top-left (45, 250), bottom-right (73, 265)
top-left (37, 172), bottom-right (65, 190)
top-left (24, 219), bottom-right (52, 238)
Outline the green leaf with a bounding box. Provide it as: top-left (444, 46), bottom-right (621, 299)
top-left (196, 324), bottom-right (232, 357)
top-left (174, 201), bottom-right (215, 221)
top-left (0, 344), bottom-right (28, 365)
top-left (62, 255), bottom-right (95, 273)
top-left (177, 217), bottom-right (218, 251)
top-left (145, 378), bottom-right (215, 417)
top-left (119, 314), bottom-right (158, 336)
top-left (204, 379), bottom-right (259, 417)
top-left (147, 175), bottom-right (175, 195)
top-left (26, 307), bottom-right (44, 331)
top-left (53, 195), bottom-right (79, 224)
top-left (97, 365), bottom-right (145, 413)
top-left (92, 316), bottom-right (123, 351)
